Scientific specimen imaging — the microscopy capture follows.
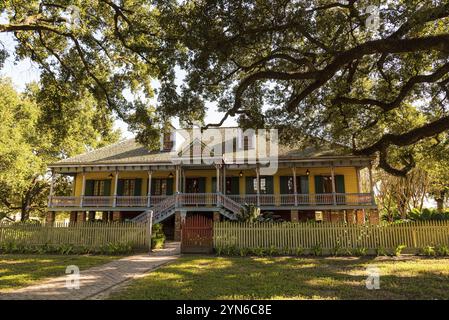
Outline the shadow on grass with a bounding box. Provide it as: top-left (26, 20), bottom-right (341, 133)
top-left (110, 255), bottom-right (449, 300)
top-left (0, 254), bottom-right (118, 291)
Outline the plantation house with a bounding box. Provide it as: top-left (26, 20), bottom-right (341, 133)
top-left (47, 127), bottom-right (378, 240)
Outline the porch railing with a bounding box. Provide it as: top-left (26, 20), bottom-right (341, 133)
top-left (49, 193), bottom-right (375, 209)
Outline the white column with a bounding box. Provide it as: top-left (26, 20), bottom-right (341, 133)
top-left (113, 170), bottom-right (119, 207)
top-left (222, 164), bottom-right (226, 194)
top-left (256, 165), bottom-right (260, 207)
top-left (216, 165), bottom-right (220, 193)
top-left (368, 162), bottom-right (374, 204)
top-left (147, 171), bottom-right (152, 207)
top-left (292, 167), bottom-right (298, 206)
top-left (80, 171), bottom-right (86, 207)
top-left (331, 164), bottom-right (336, 205)
top-left (48, 170), bottom-right (55, 208)
top-left (175, 166), bottom-right (179, 193)
top-left (356, 167), bottom-right (361, 193)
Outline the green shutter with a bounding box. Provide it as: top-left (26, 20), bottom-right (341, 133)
top-left (85, 180), bottom-right (95, 196)
top-left (264, 176), bottom-right (274, 194)
top-left (246, 177), bottom-right (255, 194)
top-left (117, 179), bottom-right (124, 196)
top-left (335, 175), bottom-right (345, 193)
top-left (151, 179), bottom-right (157, 195)
top-left (134, 179), bottom-right (142, 196)
top-left (299, 176), bottom-right (309, 194)
top-left (198, 177), bottom-right (206, 193)
top-left (103, 180), bottom-right (112, 196)
top-left (230, 177), bottom-right (239, 194)
top-left (280, 176), bottom-right (289, 194)
top-left (166, 178), bottom-right (174, 195)
top-left (212, 177), bottom-right (217, 193)
top-left (314, 176), bottom-right (324, 194)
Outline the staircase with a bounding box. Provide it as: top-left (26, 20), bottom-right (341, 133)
top-left (131, 193), bottom-right (242, 224)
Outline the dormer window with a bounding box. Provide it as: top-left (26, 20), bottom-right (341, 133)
top-left (238, 130), bottom-right (256, 150)
top-left (161, 131), bottom-right (174, 151)
top-left (243, 135), bottom-right (253, 150)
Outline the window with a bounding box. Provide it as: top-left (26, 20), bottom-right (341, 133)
top-left (246, 176), bottom-right (273, 194)
top-left (94, 181), bottom-right (105, 196)
top-left (117, 179), bottom-right (142, 196)
top-left (151, 178), bottom-right (173, 195)
top-left (280, 176), bottom-right (309, 194)
top-left (85, 180), bottom-right (111, 196)
top-left (162, 132), bottom-right (174, 151)
top-left (314, 175), bottom-right (345, 193)
top-left (122, 180), bottom-right (136, 196)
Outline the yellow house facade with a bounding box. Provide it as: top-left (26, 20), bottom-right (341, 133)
top-left (47, 128), bottom-right (378, 240)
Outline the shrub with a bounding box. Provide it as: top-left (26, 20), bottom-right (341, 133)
top-left (352, 247), bottom-right (367, 256)
top-left (311, 243), bottom-right (322, 256)
top-left (151, 223), bottom-right (166, 249)
top-left (420, 246), bottom-right (436, 256)
top-left (295, 247), bottom-right (304, 256)
top-left (331, 243), bottom-right (344, 256)
top-left (376, 246), bottom-right (387, 256)
top-left (251, 247), bottom-right (265, 256)
top-left (238, 247), bottom-right (249, 257)
top-left (394, 244), bottom-right (406, 256)
top-left (266, 245), bottom-right (279, 256)
top-left (436, 245), bottom-right (449, 256)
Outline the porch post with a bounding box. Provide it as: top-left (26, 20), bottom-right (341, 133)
top-left (356, 167), bottom-right (361, 193)
top-left (331, 163), bottom-right (336, 205)
top-left (175, 166), bottom-right (180, 193)
top-left (292, 166), bottom-right (298, 206)
top-left (147, 171), bottom-right (152, 207)
top-left (216, 164), bottom-right (220, 193)
top-left (368, 162), bottom-right (375, 204)
top-left (216, 164), bottom-right (220, 207)
top-left (175, 166), bottom-right (180, 208)
top-left (48, 169), bottom-right (55, 208)
top-left (256, 165), bottom-right (261, 207)
top-left (112, 170), bottom-right (119, 207)
top-left (80, 170), bottom-right (86, 207)
top-left (222, 163), bottom-right (226, 194)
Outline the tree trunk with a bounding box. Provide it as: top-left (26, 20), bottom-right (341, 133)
top-left (436, 198), bottom-right (444, 213)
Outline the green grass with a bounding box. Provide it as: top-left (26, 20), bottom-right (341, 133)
top-left (109, 256), bottom-right (449, 300)
top-left (0, 254), bottom-right (122, 291)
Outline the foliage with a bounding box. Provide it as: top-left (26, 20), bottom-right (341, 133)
top-left (0, 241), bottom-right (133, 255)
top-left (237, 204), bottom-right (261, 222)
top-left (394, 245), bottom-right (407, 256)
top-left (376, 246), bottom-right (388, 257)
top-left (1, 1), bottom-right (449, 176)
top-left (0, 78), bottom-right (119, 221)
top-left (311, 243), bottom-right (322, 256)
top-left (352, 247), bottom-right (368, 257)
top-left (420, 246), bottom-right (436, 257)
top-left (383, 208), bottom-right (449, 222)
top-left (151, 223), bottom-right (166, 249)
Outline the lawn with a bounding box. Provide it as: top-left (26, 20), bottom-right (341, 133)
top-left (0, 254), bottom-right (121, 291)
top-left (109, 256), bottom-right (449, 300)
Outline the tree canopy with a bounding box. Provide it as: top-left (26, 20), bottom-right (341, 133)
top-left (1, 0), bottom-right (448, 175)
top-left (0, 77), bottom-right (119, 220)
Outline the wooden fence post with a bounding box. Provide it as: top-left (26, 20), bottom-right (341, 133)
top-left (146, 210), bottom-right (154, 253)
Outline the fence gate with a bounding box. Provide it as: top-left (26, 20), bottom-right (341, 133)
top-left (181, 214), bottom-right (213, 253)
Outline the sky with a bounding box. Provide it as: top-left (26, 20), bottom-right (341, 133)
top-left (0, 31), bottom-right (237, 139)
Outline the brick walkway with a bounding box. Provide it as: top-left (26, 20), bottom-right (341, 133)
top-left (0, 242), bottom-right (180, 300)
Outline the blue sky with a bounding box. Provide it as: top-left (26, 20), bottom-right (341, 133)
top-left (0, 31), bottom-right (237, 139)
